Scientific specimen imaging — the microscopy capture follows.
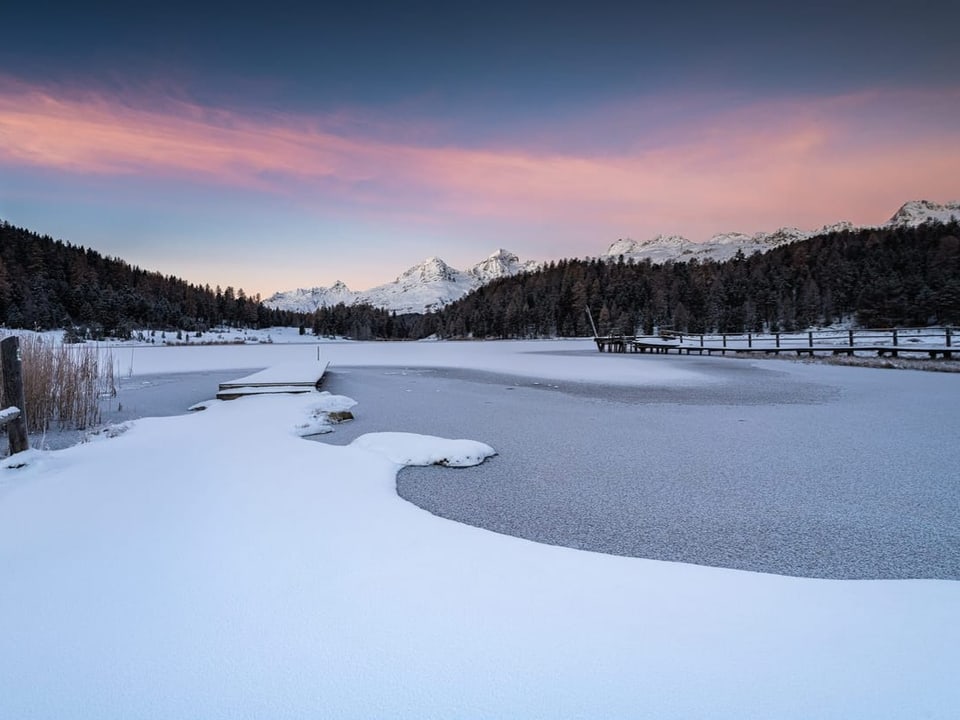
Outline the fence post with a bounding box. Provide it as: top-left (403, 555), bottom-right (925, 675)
top-left (849, 328), bottom-right (854, 346)
top-left (892, 328), bottom-right (898, 346)
top-left (748, 333), bottom-right (752, 348)
top-left (775, 332), bottom-right (780, 348)
top-left (946, 327), bottom-right (952, 348)
top-left (1, 336), bottom-right (29, 455)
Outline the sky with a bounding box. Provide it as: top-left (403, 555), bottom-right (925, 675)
top-left (1, 0), bottom-right (959, 296)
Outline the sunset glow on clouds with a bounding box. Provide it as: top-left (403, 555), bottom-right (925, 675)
top-left (1, 1), bottom-right (958, 294)
top-left (4, 82), bottom-right (957, 238)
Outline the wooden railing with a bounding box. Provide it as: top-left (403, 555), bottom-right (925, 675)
top-left (659, 326), bottom-right (953, 351)
top-left (595, 326), bottom-right (955, 359)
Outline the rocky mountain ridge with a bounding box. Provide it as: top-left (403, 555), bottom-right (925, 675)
top-left (265, 249), bottom-right (538, 315)
top-left (265, 201), bottom-right (959, 314)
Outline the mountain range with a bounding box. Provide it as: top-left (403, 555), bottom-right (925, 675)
top-left (265, 200), bottom-right (960, 314)
top-left (265, 249), bottom-right (538, 315)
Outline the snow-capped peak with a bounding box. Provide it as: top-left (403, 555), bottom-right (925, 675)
top-left (265, 249), bottom-right (536, 315)
top-left (396, 256), bottom-right (465, 285)
top-left (468, 248), bottom-right (539, 282)
top-left (605, 235), bottom-right (692, 256)
top-left (264, 281), bottom-right (359, 313)
top-left (886, 200), bottom-right (960, 227)
top-left (265, 199), bottom-right (960, 316)
top-left (707, 232), bottom-right (754, 246)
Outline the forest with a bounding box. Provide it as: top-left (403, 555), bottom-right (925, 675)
top-left (2, 219), bottom-right (958, 340)
top-left (429, 221), bottom-right (960, 338)
top-left (0, 221), bottom-right (303, 337)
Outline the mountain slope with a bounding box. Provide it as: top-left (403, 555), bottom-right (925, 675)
top-left (266, 249), bottom-right (538, 314)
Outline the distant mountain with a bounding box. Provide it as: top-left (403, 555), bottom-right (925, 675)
top-left (601, 200), bottom-right (957, 265)
top-left (265, 249), bottom-right (538, 315)
top-left (268, 200), bottom-right (959, 315)
top-left (262, 280), bottom-right (359, 314)
top-left (886, 199), bottom-right (960, 227)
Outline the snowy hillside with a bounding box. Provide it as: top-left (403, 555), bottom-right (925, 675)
top-left (266, 249), bottom-right (538, 315)
top-left (601, 200), bottom-right (956, 264)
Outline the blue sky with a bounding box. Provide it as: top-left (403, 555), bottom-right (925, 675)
top-left (1, 1), bottom-right (958, 296)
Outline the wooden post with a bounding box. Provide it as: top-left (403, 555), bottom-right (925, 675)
top-left (892, 328), bottom-right (898, 346)
top-left (584, 306), bottom-right (599, 339)
top-left (1, 336), bottom-right (29, 455)
top-left (775, 332), bottom-right (780, 348)
top-left (808, 330), bottom-right (813, 347)
top-left (947, 327), bottom-right (953, 348)
top-left (848, 328), bottom-right (854, 346)
top-left (748, 333), bottom-right (752, 348)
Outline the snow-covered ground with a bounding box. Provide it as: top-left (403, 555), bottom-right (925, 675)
top-left (1, 339), bottom-right (958, 718)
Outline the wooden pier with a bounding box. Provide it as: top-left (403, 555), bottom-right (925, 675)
top-left (216, 360), bottom-right (329, 400)
top-left (594, 327), bottom-right (955, 360)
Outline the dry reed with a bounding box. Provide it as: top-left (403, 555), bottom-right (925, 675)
top-left (0, 335), bottom-right (115, 433)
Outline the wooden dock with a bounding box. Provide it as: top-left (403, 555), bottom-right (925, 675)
top-left (594, 327), bottom-right (956, 360)
top-left (216, 360), bottom-right (329, 400)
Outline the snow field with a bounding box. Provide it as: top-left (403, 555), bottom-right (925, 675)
top-left (1, 340), bottom-right (958, 718)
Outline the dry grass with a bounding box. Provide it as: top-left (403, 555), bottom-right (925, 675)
top-left (1, 335), bottom-right (115, 433)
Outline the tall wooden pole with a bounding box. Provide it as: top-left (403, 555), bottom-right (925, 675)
top-left (585, 306), bottom-right (599, 338)
top-left (1, 336), bottom-right (29, 454)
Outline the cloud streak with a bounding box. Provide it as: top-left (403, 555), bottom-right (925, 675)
top-left (2, 78), bottom-right (958, 242)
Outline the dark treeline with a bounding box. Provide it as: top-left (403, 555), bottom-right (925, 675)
top-left (431, 222), bottom-right (960, 338)
top-left (307, 303), bottom-right (433, 340)
top-left (3, 220), bottom-right (959, 340)
top-left (0, 221), bottom-right (306, 336)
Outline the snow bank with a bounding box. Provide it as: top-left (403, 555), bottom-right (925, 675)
top-left (1, 370), bottom-right (958, 718)
top-left (351, 431), bottom-right (496, 467)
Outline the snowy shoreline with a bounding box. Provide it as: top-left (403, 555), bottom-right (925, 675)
top-left (43, 344), bottom-right (960, 580)
top-left (3, 340), bottom-right (958, 718)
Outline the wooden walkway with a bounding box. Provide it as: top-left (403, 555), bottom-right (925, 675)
top-left (216, 360), bottom-right (329, 400)
top-left (595, 335), bottom-right (955, 359)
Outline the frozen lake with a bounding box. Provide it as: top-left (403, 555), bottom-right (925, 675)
top-left (319, 355), bottom-right (959, 580)
top-left (83, 342), bottom-right (960, 579)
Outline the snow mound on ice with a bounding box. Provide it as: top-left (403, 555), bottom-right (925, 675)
top-left (351, 432), bottom-right (496, 467)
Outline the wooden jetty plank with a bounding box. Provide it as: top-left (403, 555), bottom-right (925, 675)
top-left (217, 360), bottom-right (329, 399)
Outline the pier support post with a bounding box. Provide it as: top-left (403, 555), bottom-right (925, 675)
top-left (1, 336), bottom-right (29, 455)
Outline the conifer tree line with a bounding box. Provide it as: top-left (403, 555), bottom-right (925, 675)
top-left (0, 221), bottom-right (305, 336)
top-left (429, 222), bottom-right (960, 338)
top-left (2, 219), bottom-right (958, 340)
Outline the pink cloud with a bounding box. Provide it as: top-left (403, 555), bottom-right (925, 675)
top-left (1, 77), bottom-right (958, 243)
